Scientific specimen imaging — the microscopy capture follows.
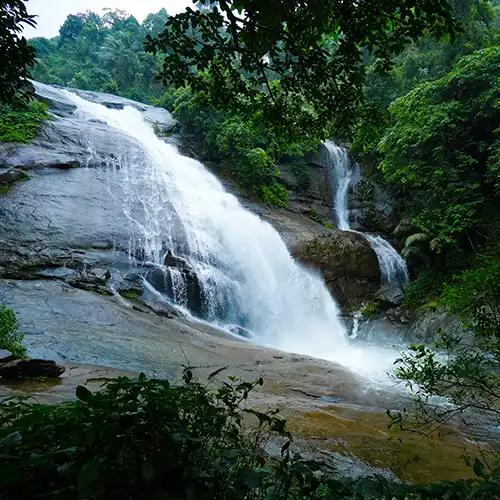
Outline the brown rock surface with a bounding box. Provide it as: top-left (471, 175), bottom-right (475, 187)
top-left (293, 231), bottom-right (381, 309)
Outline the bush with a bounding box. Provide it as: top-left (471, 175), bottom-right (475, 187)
top-left (442, 256), bottom-right (500, 338)
top-left (1, 373), bottom-right (499, 499)
top-left (0, 305), bottom-right (25, 358)
top-left (260, 183), bottom-right (289, 209)
top-left (156, 84), bottom-right (318, 206)
top-left (0, 100), bottom-right (49, 143)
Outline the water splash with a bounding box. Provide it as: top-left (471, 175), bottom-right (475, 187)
top-left (324, 140), bottom-right (409, 289)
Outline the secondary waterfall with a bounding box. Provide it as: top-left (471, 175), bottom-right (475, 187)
top-left (59, 88), bottom-right (397, 376)
top-left (324, 141), bottom-right (409, 289)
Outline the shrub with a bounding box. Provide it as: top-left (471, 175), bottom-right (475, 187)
top-left (1, 373), bottom-right (499, 499)
top-left (0, 305), bottom-right (25, 358)
top-left (260, 183), bottom-right (289, 209)
top-left (155, 84), bottom-right (318, 205)
top-left (0, 100), bottom-right (49, 143)
top-left (0, 374), bottom-right (329, 499)
top-left (442, 256), bottom-right (500, 338)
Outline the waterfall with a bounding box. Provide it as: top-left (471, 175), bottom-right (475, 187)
top-left (324, 140), bottom-right (409, 289)
top-left (56, 88), bottom-right (399, 376)
top-left (324, 142), bottom-right (351, 231)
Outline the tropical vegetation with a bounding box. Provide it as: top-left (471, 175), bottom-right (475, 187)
top-left (0, 0), bottom-right (499, 496)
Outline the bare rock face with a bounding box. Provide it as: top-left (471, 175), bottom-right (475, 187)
top-left (293, 231), bottom-right (381, 310)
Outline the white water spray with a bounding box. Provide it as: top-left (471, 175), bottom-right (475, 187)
top-left (324, 140), bottom-right (409, 289)
top-left (56, 88), bottom-right (398, 377)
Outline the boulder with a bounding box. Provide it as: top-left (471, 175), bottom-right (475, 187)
top-left (0, 359), bottom-right (65, 379)
top-left (293, 231), bottom-right (381, 310)
top-left (228, 325), bottom-right (252, 339)
top-left (375, 283), bottom-right (405, 307)
top-left (145, 252), bottom-right (204, 316)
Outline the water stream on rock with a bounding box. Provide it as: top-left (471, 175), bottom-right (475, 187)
top-left (324, 140), bottom-right (409, 289)
top-left (58, 89), bottom-right (397, 378)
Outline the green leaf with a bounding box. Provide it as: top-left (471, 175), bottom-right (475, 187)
top-left (75, 385), bottom-right (93, 403)
top-left (77, 459), bottom-right (102, 498)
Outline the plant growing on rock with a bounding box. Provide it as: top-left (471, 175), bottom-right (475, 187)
top-left (0, 99), bottom-right (49, 143)
top-left (0, 305), bottom-right (25, 358)
top-left (393, 257), bottom-right (500, 439)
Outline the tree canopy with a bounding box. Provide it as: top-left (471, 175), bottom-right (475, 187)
top-left (30, 9), bottom-right (169, 103)
top-left (379, 46), bottom-right (500, 251)
top-left (0, 0), bottom-right (36, 104)
top-left (146, 0), bottom-right (460, 136)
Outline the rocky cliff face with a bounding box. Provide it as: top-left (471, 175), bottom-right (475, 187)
top-left (0, 84), bottom-right (390, 336)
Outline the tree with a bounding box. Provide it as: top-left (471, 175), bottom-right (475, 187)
top-left (142, 8), bottom-right (169, 37)
top-left (378, 47), bottom-right (500, 251)
top-left (99, 31), bottom-right (141, 88)
top-left (0, 0), bottom-right (36, 104)
top-left (58, 14), bottom-right (85, 44)
top-left (146, 0), bottom-right (460, 137)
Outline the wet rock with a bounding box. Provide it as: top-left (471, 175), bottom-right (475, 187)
top-left (164, 250), bottom-right (187, 269)
top-left (293, 231), bottom-right (380, 310)
top-left (34, 83), bottom-right (78, 117)
top-left (277, 158), bottom-right (334, 223)
top-left (0, 359), bottom-right (65, 379)
top-left (116, 271), bottom-right (144, 295)
top-left (228, 325), bottom-right (252, 339)
top-left (375, 282), bottom-right (405, 307)
top-left (72, 88), bottom-right (177, 133)
top-left (161, 252), bottom-right (204, 315)
top-left (403, 307), bottom-right (468, 343)
top-left (0, 349), bottom-right (15, 363)
top-left (0, 167), bottom-right (26, 186)
top-left (90, 241), bottom-right (113, 250)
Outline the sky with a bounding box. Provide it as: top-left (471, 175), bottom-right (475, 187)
top-left (23, 0), bottom-right (193, 38)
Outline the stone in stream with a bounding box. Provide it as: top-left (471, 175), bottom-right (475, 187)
top-left (0, 359), bottom-right (66, 379)
top-left (144, 251), bottom-right (204, 315)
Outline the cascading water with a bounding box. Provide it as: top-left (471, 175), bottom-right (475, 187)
top-left (324, 140), bottom-right (409, 290)
top-left (58, 88), bottom-right (396, 377)
top-left (325, 144), bottom-right (351, 231)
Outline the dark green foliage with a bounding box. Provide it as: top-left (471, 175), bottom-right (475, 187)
top-left (147, 0), bottom-right (459, 138)
top-left (353, 0), bottom-right (498, 154)
top-left (0, 0), bottom-right (36, 105)
top-left (158, 85), bottom-right (319, 206)
top-left (0, 100), bottom-right (49, 143)
top-left (0, 305), bottom-right (25, 358)
top-left (395, 257), bottom-right (500, 434)
top-left (379, 47), bottom-right (500, 251)
top-left (442, 256), bottom-right (500, 338)
top-left (1, 374), bottom-right (499, 499)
